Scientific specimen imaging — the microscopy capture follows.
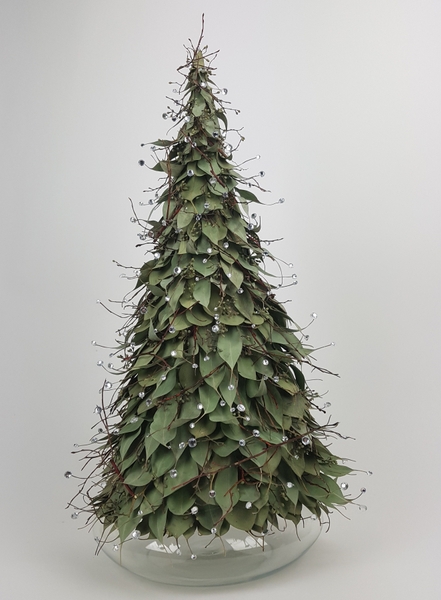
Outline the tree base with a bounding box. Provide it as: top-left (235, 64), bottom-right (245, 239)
top-left (95, 515), bottom-right (321, 586)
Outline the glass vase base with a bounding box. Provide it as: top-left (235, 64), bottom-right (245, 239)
top-left (98, 517), bottom-right (321, 587)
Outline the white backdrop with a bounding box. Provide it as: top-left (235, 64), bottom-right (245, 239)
top-left (1, 1), bottom-right (440, 598)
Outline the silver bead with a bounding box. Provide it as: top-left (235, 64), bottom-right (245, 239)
top-left (360, 487), bottom-right (367, 493)
top-left (252, 429), bottom-right (260, 437)
top-left (96, 360), bottom-right (104, 367)
top-left (162, 113), bottom-right (168, 119)
top-left (273, 376), bottom-right (279, 383)
top-left (190, 554), bottom-right (197, 560)
top-left (192, 363), bottom-right (198, 369)
top-left (367, 471), bottom-right (373, 476)
top-left (278, 197), bottom-right (285, 203)
top-left (245, 502), bottom-right (252, 509)
top-left (282, 435), bottom-right (288, 442)
top-left (71, 512), bottom-right (79, 519)
top-left (212, 324), bottom-right (220, 333)
top-left (173, 267), bottom-right (182, 275)
top-left (288, 263), bottom-right (294, 268)
top-left (188, 438), bottom-right (197, 448)
top-left (206, 247), bottom-right (212, 254)
top-left (179, 442), bottom-right (186, 450)
top-left (132, 530), bottom-right (141, 539)
top-left (359, 505), bottom-right (368, 511)
top-left (169, 326), bottom-right (176, 333)
top-left (204, 202), bottom-right (210, 209)
top-left (208, 490), bottom-right (216, 498)
top-left (91, 340), bottom-right (97, 345)
top-left (194, 277), bottom-right (199, 282)
top-left (209, 177), bottom-right (216, 185)
top-left (130, 416), bottom-right (139, 424)
top-left (262, 358), bottom-right (269, 366)
top-left (197, 403), bottom-right (203, 410)
top-left (94, 405), bottom-right (102, 414)
top-left (187, 169), bottom-right (194, 177)
top-left (203, 355), bottom-right (210, 362)
top-left (311, 312), bottom-right (317, 319)
top-left (219, 400), bottom-right (226, 407)
top-left (340, 482), bottom-right (349, 490)
top-left (113, 545), bottom-right (119, 551)
top-left (190, 506), bottom-right (198, 515)
top-left (104, 381), bottom-right (112, 389)
top-left (221, 88), bottom-right (228, 95)
top-left (210, 527), bottom-right (217, 534)
top-left (223, 242), bottom-right (230, 249)
top-left (286, 482), bottom-right (294, 488)
top-left (169, 469), bottom-right (178, 479)
top-left (153, 252), bottom-right (160, 259)
top-left (301, 436), bottom-right (311, 445)
top-left (237, 404), bottom-right (245, 412)
top-left (161, 375), bottom-right (167, 381)
top-left (189, 422), bottom-right (195, 429)
top-left (239, 439), bottom-right (246, 447)
top-left (145, 398), bottom-right (152, 407)
top-left (202, 258), bottom-right (208, 264)
top-left (171, 350), bottom-right (177, 357)
top-left (259, 171), bottom-right (265, 177)
top-left (324, 402), bottom-right (331, 408)
top-left (230, 407), bottom-right (236, 413)
top-left (227, 384), bottom-right (235, 391)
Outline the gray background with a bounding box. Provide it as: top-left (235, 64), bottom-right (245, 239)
top-left (1, 1), bottom-right (440, 598)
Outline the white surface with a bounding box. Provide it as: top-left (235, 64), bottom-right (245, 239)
top-left (1, 1), bottom-right (440, 598)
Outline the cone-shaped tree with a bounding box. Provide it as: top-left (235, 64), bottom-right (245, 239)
top-left (80, 41), bottom-right (354, 547)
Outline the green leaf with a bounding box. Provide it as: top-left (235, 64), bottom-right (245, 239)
top-left (238, 484), bottom-right (261, 503)
top-left (220, 261), bottom-right (244, 289)
top-left (188, 417), bottom-right (217, 439)
top-left (163, 452), bottom-right (200, 496)
top-left (219, 372), bottom-right (238, 406)
top-left (117, 514), bottom-right (141, 543)
top-left (204, 364), bottom-right (225, 390)
top-left (190, 441), bottom-right (210, 467)
top-left (237, 356), bottom-right (257, 380)
top-left (150, 400), bottom-right (178, 445)
top-left (236, 188), bottom-right (262, 204)
top-left (144, 435), bottom-right (160, 460)
top-left (212, 437), bottom-right (239, 457)
top-left (150, 445), bottom-right (176, 477)
top-left (197, 504), bottom-right (223, 531)
top-left (119, 431), bottom-right (142, 460)
top-left (167, 485), bottom-right (197, 516)
top-left (167, 513), bottom-right (194, 538)
top-left (214, 466), bottom-right (239, 512)
top-left (193, 279), bottom-right (211, 307)
top-left (198, 385), bottom-right (220, 413)
top-left (217, 327), bottom-right (243, 369)
top-left (225, 503), bottom-right (256, 530)
top-left (123, 465), bottom-right (153, 487)
top-left (226, 217), bottom-right (247, 243)
top-left (149, 506), bottom-right (168, 541)
top-left (152, 368), bottom-right (177, 400)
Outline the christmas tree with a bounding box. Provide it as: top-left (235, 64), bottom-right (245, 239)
top-left (69, 30), bottom-right (357, 552)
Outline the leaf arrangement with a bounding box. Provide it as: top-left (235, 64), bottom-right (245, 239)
top-left (74, 39), bottom-right (354, 548)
